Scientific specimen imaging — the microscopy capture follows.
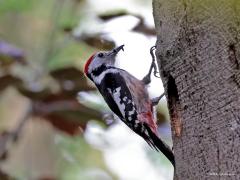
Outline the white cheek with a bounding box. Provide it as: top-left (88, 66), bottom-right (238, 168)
top-left (92, 69), bottom-right (118, 84)
top-left (89, 59), bottom-right (101, 72)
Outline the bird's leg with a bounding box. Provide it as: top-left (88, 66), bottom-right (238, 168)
top-left (142, 61), bottom-right (154, 84)
top-left (142, 46), bottom-right (165, 105)
top-left (150, 46), bottom-right (161, 79)
top-left (142, 46), bottom-right (160, 85)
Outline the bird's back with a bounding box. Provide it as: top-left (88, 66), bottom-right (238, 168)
top-left (119, 69), bottom-right (158, 134)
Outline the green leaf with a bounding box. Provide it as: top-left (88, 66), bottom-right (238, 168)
top-left (0, 0), bottom-right (33, 13)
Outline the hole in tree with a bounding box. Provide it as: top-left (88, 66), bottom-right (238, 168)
top-left (167, 75), bottom-right (180, 106)
top-left (167, 74), bottom-right (181, 136)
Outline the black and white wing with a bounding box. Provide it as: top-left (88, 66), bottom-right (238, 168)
top-left (96, 72), bottom-right (138, 125)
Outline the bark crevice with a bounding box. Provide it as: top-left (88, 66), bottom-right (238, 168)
top-left (167, 74), bottom-right (182, 137)
top-left (228, 43), bottom-right (240, 88)
top-left (228, 43), bottom-right (239, 69)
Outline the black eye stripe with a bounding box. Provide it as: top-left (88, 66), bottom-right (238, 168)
top-left (98, 53), bottom-right (104, 57)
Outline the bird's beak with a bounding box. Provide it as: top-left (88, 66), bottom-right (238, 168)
top-left (107, 45), bottom-right (124, 56)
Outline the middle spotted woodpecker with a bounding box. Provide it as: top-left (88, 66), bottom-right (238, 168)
top-left (84, 45), bottom-right (175, 166)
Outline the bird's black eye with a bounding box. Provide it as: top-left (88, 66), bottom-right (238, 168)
top-left (98, 53), bottom-right (104, 58)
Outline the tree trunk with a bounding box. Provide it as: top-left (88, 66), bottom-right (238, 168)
top-left (152, 0), bottom-right (240, 179)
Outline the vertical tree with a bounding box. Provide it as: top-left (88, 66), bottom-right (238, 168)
top-left (153, 0), bottom-right (240, 179)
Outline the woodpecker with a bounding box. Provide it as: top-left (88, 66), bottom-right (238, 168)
top-left (84, 45), bottom-right (175, 166)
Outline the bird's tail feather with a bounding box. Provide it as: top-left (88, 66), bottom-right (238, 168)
top-left (143, 124), bottom-right (175, 167)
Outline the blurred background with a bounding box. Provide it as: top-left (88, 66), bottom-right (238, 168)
top-left (0, 0), bottom-right (173, 179)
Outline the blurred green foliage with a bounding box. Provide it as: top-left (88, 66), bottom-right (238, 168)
top-left (56, 135), bottom-right (117, 180)
top-left (0, 0), bottom-right (33, 13)
top-left (0, 0), bottom-right (111, 179)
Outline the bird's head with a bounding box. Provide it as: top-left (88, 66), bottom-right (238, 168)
top-left (84, 45), bottom-right (124, 75)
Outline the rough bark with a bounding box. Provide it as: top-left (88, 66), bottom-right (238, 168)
top-left (153, 0), bottom-right (240, 179)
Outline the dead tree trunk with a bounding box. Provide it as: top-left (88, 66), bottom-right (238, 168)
top-left (153, 0), bottom-right (240, 179)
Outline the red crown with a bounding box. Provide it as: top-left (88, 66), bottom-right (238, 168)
top-left (84, 53), bottom-right (95, 74)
